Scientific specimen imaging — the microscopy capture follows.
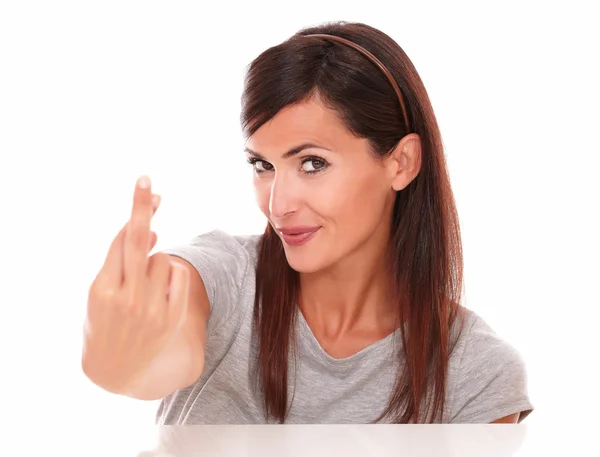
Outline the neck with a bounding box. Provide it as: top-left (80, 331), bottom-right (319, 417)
top-left (298, 231), bottom-right (397, 338)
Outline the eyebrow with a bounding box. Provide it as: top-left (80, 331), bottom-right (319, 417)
top-left (244, 142), bottom-right (332, 160)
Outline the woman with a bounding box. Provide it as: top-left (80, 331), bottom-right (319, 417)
top-left (82, 21), bottom-right (534, 424)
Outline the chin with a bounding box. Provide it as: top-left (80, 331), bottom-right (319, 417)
top-left (281, 235), bottom-right (339, 274)
top-left (283, 250), bottom-right (328, 274)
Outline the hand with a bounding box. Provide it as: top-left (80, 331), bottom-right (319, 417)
top-left (82, 176), bottom-right (190, 394)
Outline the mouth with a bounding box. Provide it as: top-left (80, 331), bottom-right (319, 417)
top-left (276, 226), bottom-right (321, 246)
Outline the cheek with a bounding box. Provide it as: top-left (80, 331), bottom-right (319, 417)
top-left (330, 173), bottom-right (389, 226)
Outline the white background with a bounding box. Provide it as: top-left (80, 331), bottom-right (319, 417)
top-left (1, 0), bottom-right (598, 455)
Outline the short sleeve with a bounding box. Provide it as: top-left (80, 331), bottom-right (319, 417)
top-left (449, 314), bottom-right (534, 423)
top-left (160, 230), bottom-right (258, 331)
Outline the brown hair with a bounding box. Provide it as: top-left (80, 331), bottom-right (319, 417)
top-left (241, 21), bottom-right (466, 423)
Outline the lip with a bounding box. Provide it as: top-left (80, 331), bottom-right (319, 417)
top-left (276, 226), bottom-right (321, 246)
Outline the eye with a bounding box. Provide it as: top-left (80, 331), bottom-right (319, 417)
top-left (247, 157), bottom-right (273, 174)
top-left (301, 157), bottom-right (328, 174)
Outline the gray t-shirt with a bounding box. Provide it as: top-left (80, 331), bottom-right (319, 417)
top-left (156, 230), bottom-right (534, 424)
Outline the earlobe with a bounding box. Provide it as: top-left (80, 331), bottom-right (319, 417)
top-left (390, 133), bottom-right (422, 191)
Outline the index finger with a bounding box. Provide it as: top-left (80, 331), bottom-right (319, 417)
top-left (123, 175), bottom-right (154, 287)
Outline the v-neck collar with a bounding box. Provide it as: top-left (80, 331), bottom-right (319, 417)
top-left (295, 308), bottom-right (403, 369)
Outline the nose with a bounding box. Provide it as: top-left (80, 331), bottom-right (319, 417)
top-left (268, 171), bottom-right (298, 219)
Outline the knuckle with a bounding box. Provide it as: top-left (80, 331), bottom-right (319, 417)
top-left (88, 280), bottom-right (118, 304)
top-left (146, 306), bottom-right (166, 331)
top-left (87, 281), bottom-right (101, 300)
top-left (148, 253), bottom-right (171, 276)
top-left (115, 289), bottom-right (141, 315)
top-left (122, 303), bottom-right (144, 320)
top-left (152, 251), bottom-right (170, 265)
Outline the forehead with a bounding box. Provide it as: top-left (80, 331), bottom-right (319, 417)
top-left (246, 97), bottom-right (352, 153)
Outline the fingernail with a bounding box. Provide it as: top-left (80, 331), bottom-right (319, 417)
top-left (138, 176), bottom-right (151, 189)
top-left (152, 194), bottom-right (161, 208)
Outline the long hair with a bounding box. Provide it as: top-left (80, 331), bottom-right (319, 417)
top-left (241, 21), bottom-right (466, 423)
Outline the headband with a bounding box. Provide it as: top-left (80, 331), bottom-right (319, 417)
top-left (303, 33), bottom-right (411, 133)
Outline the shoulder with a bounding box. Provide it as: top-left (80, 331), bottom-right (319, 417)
top-left (229, 231), bottom-right (263, 263)
top-left (447, 307), bottom-right (534, 423)
top-left (163, 229), bottom-right (262, 272)
top-left (160, 229), bottom-right (263, 323)
top-left (456, 308), bottom-right (522, 360)
top-left (458, 309), bottom-right (527, 376)
top-left (186, 229), bottom-right (262, 256)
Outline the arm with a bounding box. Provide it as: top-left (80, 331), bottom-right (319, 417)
top-left (82, 177), bottom-right (210, 401)
top-left (491, 412), bottom-right (520, 423)
top-left (448, 313), bottom-right (534, 424)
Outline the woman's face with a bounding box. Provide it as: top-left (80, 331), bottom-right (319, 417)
top-left (245, 95), bottom-right (420, 274)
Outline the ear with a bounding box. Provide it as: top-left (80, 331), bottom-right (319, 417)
top-left (386, 133), bottom-right (422, 191)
